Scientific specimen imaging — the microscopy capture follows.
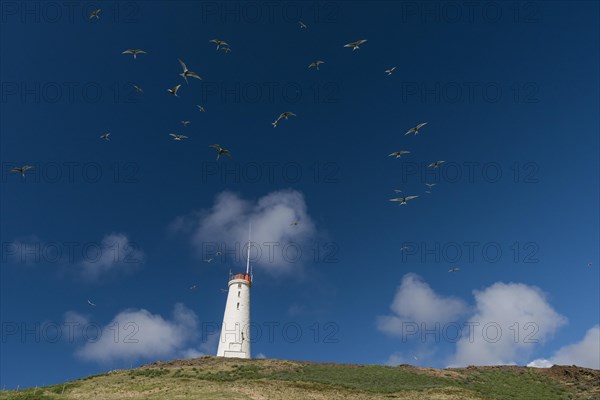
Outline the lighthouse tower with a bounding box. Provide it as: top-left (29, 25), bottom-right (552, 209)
top-left (216, 227), bottom-right (252, 358)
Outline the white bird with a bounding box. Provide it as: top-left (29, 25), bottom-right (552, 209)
top-left (279, 111), bottom-right (296, 120)
top-left (209, 39), bottom-right (229, 50)
top-left (11, 165), bottom-right (33, 177)
top-left (87, 299), bottom-right (96, 307)
top-left (204, 258), bottom-right (214, 263)
top-left (385, 67), bottom-right (397, 76)
top-left (412, 356), bottom-right (418, 361)
top-left (89, 8), bottom-right (101, 19)
top-left (197, 105), bottom-right (206, 112)
top-left (299, 21), bottom-right (307, 28)
top-left (388, 150), bottom-right (411, 158)
top-left (122, 49), bottom-right (146, 59)
top-left (448, 267), bottom-right (460, 273)
top-left (132, 84), bottom-right (143, 93)
top-left (393, 189), bottom-right (403, 193)
top-left (405, 122), bottom-right (428, 135)
top-left (219, 288), bottom-right (228, 293)
top-left (167, 84), bottom-right (182, 97)
top-left (344, 39), bottom-right (367, 51)
top-left (220, 47), bottom-right (231, 53)
top-left (425, 183), bottom-right (436, 188)
top-left (308, 61), bottom-right (325, 70)
top-left (389, 196), bottom-right (418, 205)
top-left (169, 133), bottom-right (188, 141)
top-left (272, 112), bottom-right (296, 127)
top-left (215, 251), bottom-right (222, 256)
top-left (189, 285), bottom-right (198, 290)
top-left (181, 120), bottom-right (190, 127)
top-left (100, 133), bottom-right (110, 141)
top-left (178, 59), bottom-right (202, 83)
top-left (400, 246), bottom-right (410, 252)
top-left (209, 144), bottom-right (232, 160)
top-left (428, 160), bottom-right (446, 168)
top-left (290, 220), bottom-right (299, 226)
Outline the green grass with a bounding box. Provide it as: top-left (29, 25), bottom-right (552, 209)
top-left (0, 358), bottom-right (596, 400)
top-left (463, 368), bottom-right (571, 400)
top-left (266, 364), bottom-right (455, 393)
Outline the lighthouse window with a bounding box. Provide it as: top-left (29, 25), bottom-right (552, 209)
top-left (238, 291), bottom-right (240, 297)
top-left (238, 283), bottom-right (241, 289)
top-left (237, 303), bottom-right (240, 310)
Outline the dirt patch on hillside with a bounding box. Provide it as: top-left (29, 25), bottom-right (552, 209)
top-left (537, 365), bottom-right (600, 384)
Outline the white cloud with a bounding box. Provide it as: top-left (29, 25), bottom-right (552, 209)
top-left (449, 282), bottom-right (567, 367)
top-left (79, 233), bottom-right (145, 281)
top-left (377, 273), bottom-right (469, 337)
top-left (75, 303), bottom-right (198, 363)
top-left (179, 348), bottom-right (205, 359)
top-left (385, 352), bottom-right (408, 366)
top-left (528, 326), bottom-right (600, 369)
top-left (171, 190), bottom-right (317, 274)
top-left (527, 358), bottom-right (554, 368)
top-left (179, 329), bottom-right (220, 359)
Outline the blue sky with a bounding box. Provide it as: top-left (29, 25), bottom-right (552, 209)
top-left (1, 0), bottom-right (599, 389)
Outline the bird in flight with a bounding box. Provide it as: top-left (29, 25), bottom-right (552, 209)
top-left (169, 133), bottom-right (188, 141)
top-left (309, 61), bottom-right (325, 70)
top-left (100, 133), bottom-right (110, 141)
top-left (389, 196), bottom-right (419, 205)
top-left (344, 39), bottom-right (367, 51)
top-left (189, 285), bottom-right (198, 290)
top-left (167, 84), bottom-right (182, 97)
top-left (178, 59), bottom-right (202, 83)
top-left (425, 183), bottom-right (436, 188)
top-left (299, 21), bottom-right (307, 29)
top-left (89, 8), bottom-right (101, 19)
top-left (209, 144), bottom-right (232, 160)
top-left (219, 288), bottom-right (228, 293)
top-left (388, 150), bottom-right (411, 159)
top-left (588, 262), bottom-right (593, 267)
top-left (215, 251), bottom-right (222, 256)
top-left (272, 112), bottom-right (296, 127)
top-left (181, 121), bottom-right (190, 128)
top-left (209, 39), bottom-right (229, 50)
top-left (11, 165), bottom-right (34, 177)
top-left (290, 220), bottom-right (300, 226)
top-left (448, 267), bottom-right (460, 273)
top-left (393, 189), bottom-right (403, 193)
top-left (122, 49), bottom-right (146, 59)
top-left (428, 161), bottom-right (446, 168)
top-left (405, 122), bottom-right (428, 135)
top-left (87, 299), bottom-right (97, 307)
top-left (220, 47), bottom-right (231, 53)
top-left (400, 245), bottom-right (411, 252)
top-left (385, 67), bottom-right (397, 76)
top-left (132, 84), bottom-right (143, 93)
top-left (197, 105), bottom-right (206, 112)
top-left (204, 258), bottom-right (214, 263)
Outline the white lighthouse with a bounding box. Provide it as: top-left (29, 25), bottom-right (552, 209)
top-left (216, 227), bottom-right (253, 358)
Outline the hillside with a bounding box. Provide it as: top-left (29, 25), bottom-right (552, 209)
top-left (1, 357), bottom-right (598, 400)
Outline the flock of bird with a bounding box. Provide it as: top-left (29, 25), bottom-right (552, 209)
top-left (8, 8), bottom-right (594, 296)
top-left (8, 15), bottom-right (408, 178)
top-left (388, 122), bottom-right (446, 206)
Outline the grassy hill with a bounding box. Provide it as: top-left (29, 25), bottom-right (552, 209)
top-left (1, 357), bottom-right (598, 400)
